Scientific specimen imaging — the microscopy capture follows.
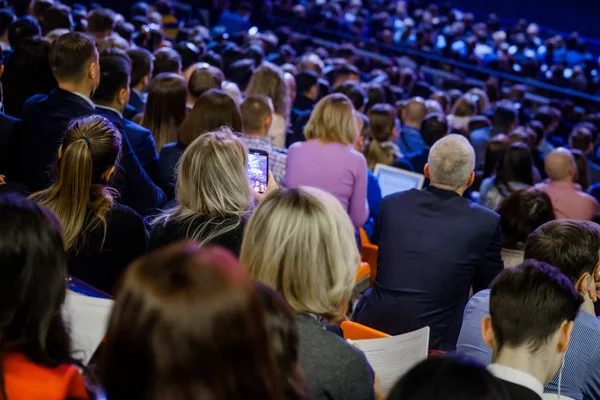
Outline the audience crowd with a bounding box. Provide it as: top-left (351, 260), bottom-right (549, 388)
top-left (1, 0), bottom-right (600, 400)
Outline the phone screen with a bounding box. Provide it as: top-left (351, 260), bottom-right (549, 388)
top-left (247, 149), bottom-right (269, 194)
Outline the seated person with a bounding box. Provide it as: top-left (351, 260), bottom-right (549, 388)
top-left (242, 188), bottom-right (376, 400)
top-left (30, 116), bottom-right (147, 294)
top-left (150, 127), bottom-right (263, 256)
top-left (405, 112), bottom-right (448, 175)
top-left (354, 135), bottom-right (503, 351)
top-left (364, 103), bottom-right (412, 172)
top-left (0, 195), bottom-right (89, 399)
top-left (397, 97), bottom-right (428, 155)
top-left (483, 261), bottom-right (580, 400)
top-left (241, 95), bottom-right (287, 186)
top-left (457, 220), bottom-right (600, 400)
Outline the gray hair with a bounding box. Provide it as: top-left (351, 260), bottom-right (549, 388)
top-left (427, 134), bottom-right (475, 189)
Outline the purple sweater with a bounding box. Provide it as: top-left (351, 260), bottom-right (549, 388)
top-left (286, 140), bottom-right (369, 227)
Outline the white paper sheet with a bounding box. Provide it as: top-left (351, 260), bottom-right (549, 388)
top-left (352, 326), bottom-right (430, 394)
top-left (62, 291), bottom-right (114, 365)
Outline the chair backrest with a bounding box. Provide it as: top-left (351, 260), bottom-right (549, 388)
top-left (358, 228), bottom-right (378, 287)
top-left (355, 262), bottom-right (370, 284)
top-left (340, 320), bottom-right (390, 340)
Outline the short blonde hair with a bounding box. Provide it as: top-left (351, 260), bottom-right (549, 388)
top-left (240, 187), bottom-right (360, 321)
top-left (304, 93), bottom-right (358, 146)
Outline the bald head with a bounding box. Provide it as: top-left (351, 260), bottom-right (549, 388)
top-left (402, 97), bottom-right (428, 128)
top-left (545, 148), bottom-right (576, 181)
top-left (426, 134), bottom-right (475, 190)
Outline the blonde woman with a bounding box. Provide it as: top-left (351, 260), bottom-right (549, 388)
top-left (247, 63), bottom-right (290, 148)
top-left (30, 116), bottom-right (147, 294)
top-left (241, 187), bottom-right (376, 400)
top-left (150, 127), bottom-right (252, 256)
top-left (286, 93), bottom-right (369, 228)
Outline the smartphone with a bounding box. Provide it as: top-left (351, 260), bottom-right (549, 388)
top-left (247, 148), bottom-right (269, 194)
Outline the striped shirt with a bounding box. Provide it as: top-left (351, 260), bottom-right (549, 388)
top-left (456, 289), bottom-right (600, 400)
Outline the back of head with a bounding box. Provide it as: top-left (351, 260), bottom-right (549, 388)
top-left (87, 8), bottom-right (116, 38)
top-left (241, 95), bottom-right (273, 135)
top-left (175, 41), bottom-right (200, 71)
top-left (488, 260), bottom-right (581, 354)
top-left (255, 283), bottom-right (308, 399)
top-left (296, 70), bottom-right (319, 96)
top-left (451, 95), bottom-right (477, 117)
top-left (30, 116), bottom-right (121, 250)
top-left (40, 5), bottom-right (72, 36)
top-left (141, 72), bottom-right (187, 151)
top-left (494, 143), bottom-right (534, 187)
top-left (388, 355), bottom-right (508, 400)
top-left (569, 126), bottom-right (593, 153)
top-left (174, 127), bottom-right (250, 227)
top-left (93, 49), bottom-right (132, 105)
top-left (102, 243), bottom-right (284, 400)
top-left (153, 47), bottom-right (182, 76)
top-left (127, 47), bottom-right (153, 89)
top-left (524, 220), bottom-right (600, 284)
top-left (304, 93), bottom-right (357, 146)
top-left (8, 15), bottom-right (40, 50)
top-left (226, 58), bottom-right (255, 93)
top-left (492, 105), bottom-right (518, 134)
top-left (0, 8), bottom-right (16, 38)
top-left (534, 106), bottom-right (560, 132)
top-left (49, 31), bottom-right (97, 84)
top-left (241, 187), bottom-right (360, 321)
top-left (364, 103), bottom-right (397, 170)
top-left (421, 113), bottom-right (448, 147)
top-left (498, 189), bottom-right (555, 250)
top-left (0, 195), bottom-right (72, 369)
top-left (188, 64), bottom-right (224, 101)
top-left (178, 89), bottom-right (242, 147)
top-left (403, 97), bottom-right (427, 126)
top-left (427, 134), bottom-right (475, 190)
top-left (544, 148), bottom-right (575, 181)
top-left (333, 80), bottom-right (366, 111)
top-left (247, 63), bottom-right (289, 117)
top-left (12, 0), bottom-right (31, 18)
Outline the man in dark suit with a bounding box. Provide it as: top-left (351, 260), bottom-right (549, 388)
top-left (124, 47), bottom-right (153, 120)
top-left (10, 32), bottom-right (164, 215)
top-left (354, 134), bottom-right (503, 350)
top-left (483, 261), bottom-right (580, 400)
top-left (93, 49), bottom-right (159, 182)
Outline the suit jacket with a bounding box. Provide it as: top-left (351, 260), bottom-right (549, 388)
top-left (11, 88), bottom-right (165, 215)
top-left (126, 90), bottom-right (145, 119)
top-left (95, 106), bottom-right (159, 181)
top-left (0, 111), bottom-right (18, 172)
top-left (158, 141), bottom-right (185, 200)
top-left (354, 186), bottom-right (503, 351)
top-left (496, 379), bottom-right (542, 400)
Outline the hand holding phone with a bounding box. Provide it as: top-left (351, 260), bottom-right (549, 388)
top-left (247, 149), bottom-right (269, 194)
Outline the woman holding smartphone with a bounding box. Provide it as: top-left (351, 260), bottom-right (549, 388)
top-left (150, 127), bottom-right (276, 256)
top-left (286, 94), bottom-right (369, 228)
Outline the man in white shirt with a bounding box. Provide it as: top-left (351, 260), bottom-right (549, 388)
top-left (482, 260), bottom-right (582, 400)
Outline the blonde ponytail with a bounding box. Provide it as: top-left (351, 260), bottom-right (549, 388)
top-left (364, 139), bottom-right (397, 171)
top-left (30, 116), bottom-right (122, 251)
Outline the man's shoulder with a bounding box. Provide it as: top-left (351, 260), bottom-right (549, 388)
top-left (123, 118), bottom-right (151, 136)
top-left (23, 93), bottom-right (51, 110)
top-left (496, 378), bottom-right (542, 400)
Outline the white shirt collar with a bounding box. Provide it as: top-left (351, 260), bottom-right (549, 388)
top-left (488, 363), bottom-right (544, 396)
top-left (95, 104), bottom-right (123, 118)
top-left (71, 91), bottom-right (95, 108)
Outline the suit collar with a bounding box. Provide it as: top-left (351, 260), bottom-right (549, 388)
top-left (425, 185), bottom-right (460, 198)
top-left (51, 88), bottom-right (95, 110)
top-left (488, 364), bottom-right (544, 397)
top-left (96, 104), bottom-right (123, 119)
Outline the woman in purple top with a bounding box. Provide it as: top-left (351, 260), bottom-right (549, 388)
top-left (286, 94), bottom-right (369, 227)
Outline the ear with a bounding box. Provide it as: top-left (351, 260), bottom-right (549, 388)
top-left (588, 143), bottom-right (595, 156)
top-left (591, 264), bottom-right (600, 303)
top-left (557, 320), bottom-right (574, 354)
top-left (142, 74), bottom-right (150, 87)
top-left (57, 145), bottom-right (63, 159)
top-left (424, 163), bottom-right (430, 178)
top-left (575, 272), bottom-right (593, 299)
top-left (118, 88), bottom-right (128, 106)
top-left (481, 316), bottom-right (495, 349)
top-left (466, 171), bottom-right (475, 187)
top-left (89, 62), bottom-right (98, 80)
top-left (0, 64), bottom-right (5, 79)
top-left (264, 116), bottom-right (273, 130)
top-left (102, 165), bottom-right (116, 181)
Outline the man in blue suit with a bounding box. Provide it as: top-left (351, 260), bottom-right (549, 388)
top-left (354, 134), bottom-right (503, 351)
top-left (124, 47), bottom-right (153, 120)
top-left (93, 49), bottom-right (159, 182)
top-left (9, 32), bottom-right (164, 215)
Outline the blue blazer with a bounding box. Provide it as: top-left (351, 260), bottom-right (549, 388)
top-left (158, 141), bottom-right (185, 200)
top-left (125, 90), bottom-right (145, 119)
top-left (95, 107), bottom-right (159, 181)
top-left (10, 89), bottom-right (165, 215)
top-left (354, 186), bottom-right (503, 351)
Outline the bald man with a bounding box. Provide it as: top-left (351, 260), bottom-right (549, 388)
top-left (397, 97), bottom-right (428, 155)
top-left (534, 148), bottom-right (599, 220)
top-left (355, 135), bottom-right (503, 351)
